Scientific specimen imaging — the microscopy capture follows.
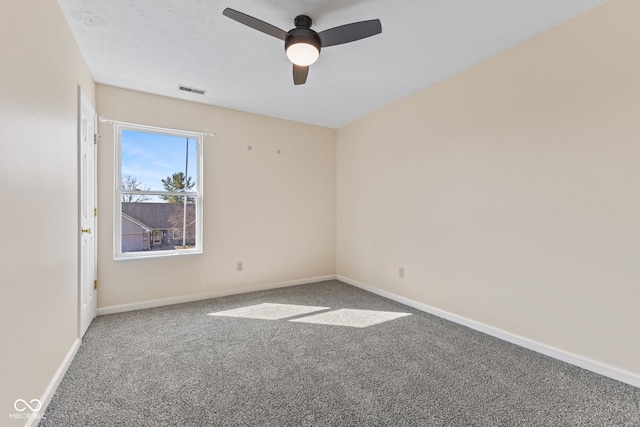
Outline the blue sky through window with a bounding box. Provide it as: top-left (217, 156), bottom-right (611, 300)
top-left (121, 130), bottom-right (197, 192)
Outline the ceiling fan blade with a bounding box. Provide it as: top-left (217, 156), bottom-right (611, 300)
top-left (319, 19), bottom-right (381, 47)
top-left (293, 65), bottom-right (309, 85)
top-left (222, 8), bottom-right (288, 40)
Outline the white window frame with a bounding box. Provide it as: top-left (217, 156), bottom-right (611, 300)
top-left (114, 122), bottom-right (203, 260)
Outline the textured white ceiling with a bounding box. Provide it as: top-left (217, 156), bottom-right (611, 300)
top-left (57, 0), bottom-right (609, 128)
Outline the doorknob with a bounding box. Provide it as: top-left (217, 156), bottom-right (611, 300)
top-left (81, 228), bottom-right (92, 234)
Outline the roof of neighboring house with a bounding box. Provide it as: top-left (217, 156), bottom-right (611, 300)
top-left (122, 202), bottom-right (195, 230)
top-left (122, 212), bottom-right (153, 232)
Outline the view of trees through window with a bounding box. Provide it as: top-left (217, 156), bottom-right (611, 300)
top-left (117, 126), bottom-right (201, 257)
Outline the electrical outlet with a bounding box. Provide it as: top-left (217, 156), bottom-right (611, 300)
top-left (399, 267), bottom-right (405, 279)
top-left (237, 261), bottom-right (244, 272)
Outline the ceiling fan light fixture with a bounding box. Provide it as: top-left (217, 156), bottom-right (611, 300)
top-left (285, 27), bottom-right (321, 67)
top-left (286, 41), bottom-right (319, 66)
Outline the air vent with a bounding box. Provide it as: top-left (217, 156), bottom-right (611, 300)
top-left (178, 85), bottom-right (206, 95)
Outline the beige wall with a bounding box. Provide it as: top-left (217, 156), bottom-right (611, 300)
top-left (337, 0), bottom-right (640, 376)
top-left (96, 85), bottom-right (336, 309)
top-left (0, 0), bottom-right (95, 421)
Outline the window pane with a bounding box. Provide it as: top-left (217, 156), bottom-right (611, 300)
top-left (121, 130), bottom-right (197, 192)
top-left (121, 196), bottom-right (197, 253)
top-left (116, 123), bottom-right (202, 260)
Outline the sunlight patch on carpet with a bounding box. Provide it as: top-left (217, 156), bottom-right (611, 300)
top-left (208, 303), bottom-right (329, 320)
top-left (290, 308), bottom-right (411, 328)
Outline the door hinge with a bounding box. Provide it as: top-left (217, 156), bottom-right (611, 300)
top-left (94, 207), bottom-right (98, 217)
top-left (94, 134), bottom-right (98, 144)
top-left (94, 280), bottom-right (98, 290)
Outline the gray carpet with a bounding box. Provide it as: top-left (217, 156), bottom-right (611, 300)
top-left (40, 280), bottom-right (640, 426)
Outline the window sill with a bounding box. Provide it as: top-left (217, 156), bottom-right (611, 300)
top-left (114, 249), bottom-right (202, 261)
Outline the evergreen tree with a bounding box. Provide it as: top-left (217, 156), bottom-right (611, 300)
top-left (160, 172), bottom-right (195, 203)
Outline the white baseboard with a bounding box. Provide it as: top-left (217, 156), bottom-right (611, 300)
top-left (24, 338), bottom-right (81, 427)
top-left (337, 275), bottom-right (640, 389)
top-left (97, 275), bottom-right (337, 316)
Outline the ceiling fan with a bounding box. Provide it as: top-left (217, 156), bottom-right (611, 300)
top-left (222, 8), bottom-right (382, 85)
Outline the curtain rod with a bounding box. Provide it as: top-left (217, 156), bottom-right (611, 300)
top-left (98, 116), bottom-right (215, 138)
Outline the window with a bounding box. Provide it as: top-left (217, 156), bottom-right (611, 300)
top-left (115, 122), bottom-right (203, 259)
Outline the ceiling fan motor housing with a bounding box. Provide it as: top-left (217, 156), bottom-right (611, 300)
top-left (285, 27), bottom-right (321, 55)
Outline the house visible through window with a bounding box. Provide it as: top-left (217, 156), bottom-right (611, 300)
top-left (115, 122), bottom-right (203, 259)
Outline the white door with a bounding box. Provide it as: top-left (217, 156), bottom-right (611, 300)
top-left (79, 88), bottom-right (97, 337)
